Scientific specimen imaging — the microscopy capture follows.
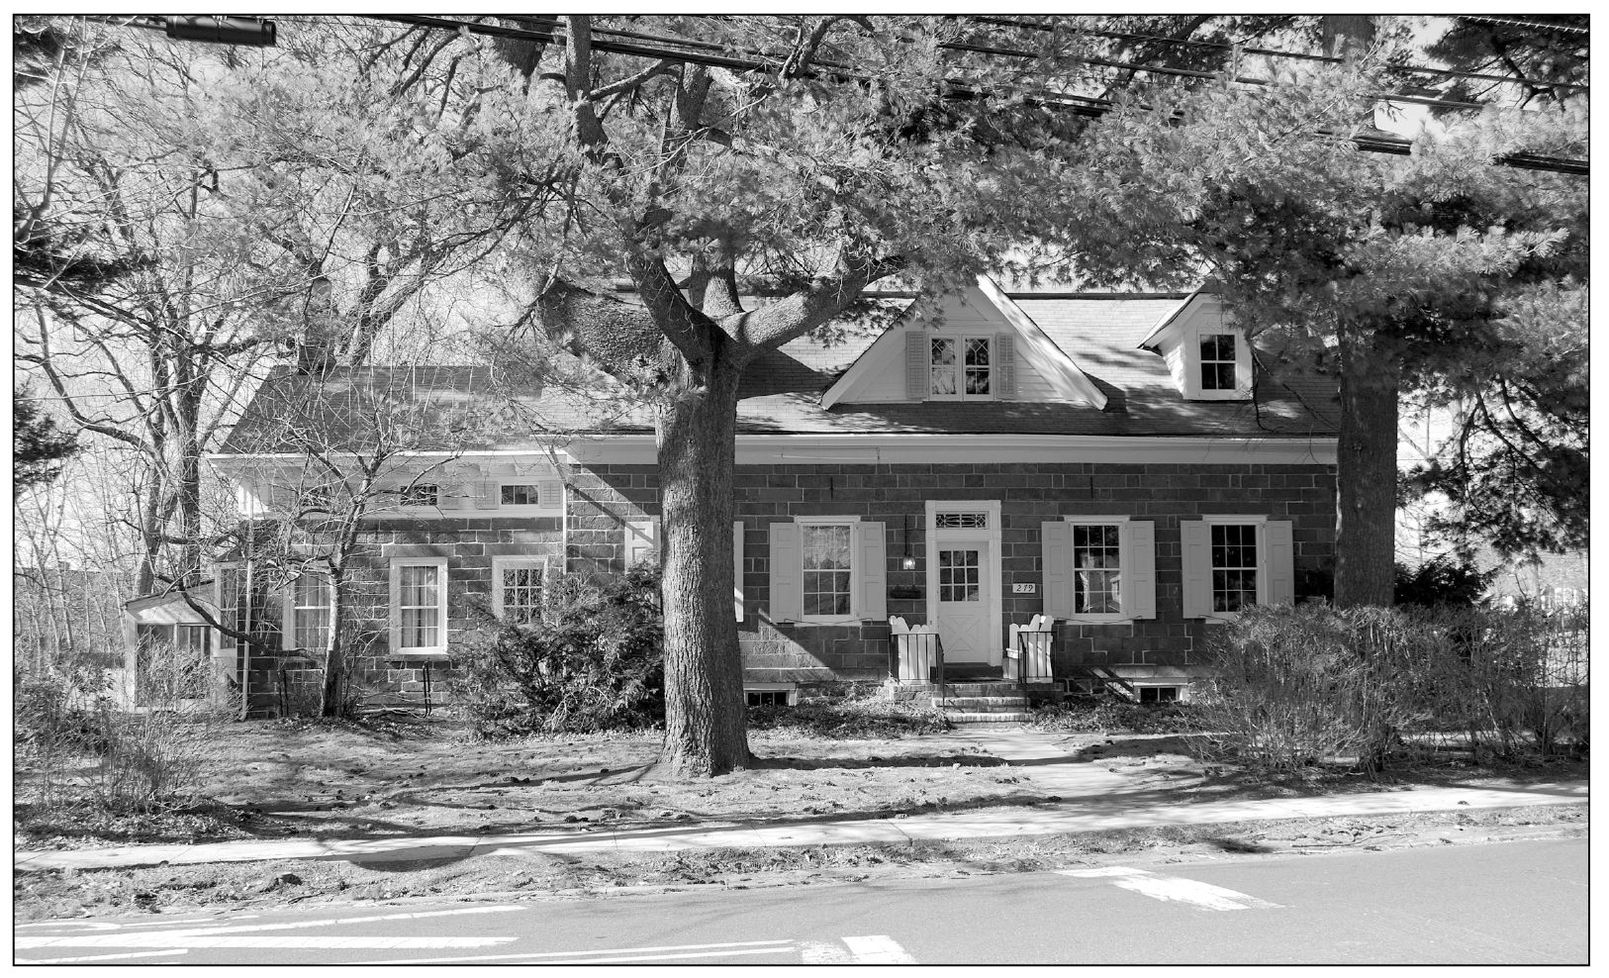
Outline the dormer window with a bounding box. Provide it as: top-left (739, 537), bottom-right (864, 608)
top-left (1199, 334), bottom-right (1238, 391)
top-left (930, 336), bottom-right (992, 399)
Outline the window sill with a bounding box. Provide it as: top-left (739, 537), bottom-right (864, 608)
top-left (794, 616), bottom-right (863, 626)
top-left (390, 649), bottom-right (451, 661)
top-left (1063, 614), bottom-right (1131, 624)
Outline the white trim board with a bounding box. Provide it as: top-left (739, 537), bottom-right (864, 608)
top-left (567, 434), bottom-right (1337, 466)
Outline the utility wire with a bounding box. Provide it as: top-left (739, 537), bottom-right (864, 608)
top-left (967, 15), bottom-right (1588, 93)
top-left (1454, 15), bottom-right (1590, 36)
top-left (373, 14), bottom-right (1588, 177)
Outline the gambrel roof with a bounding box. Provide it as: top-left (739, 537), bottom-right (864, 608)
top-left (217, 288), bottom-right (1339, 456)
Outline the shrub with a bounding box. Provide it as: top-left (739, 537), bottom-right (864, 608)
top-left (453, 564), bottom-right (665, 737)
top-left (1197, 602), bottom-right (1590, 777)
top-left (748, 689), bottom-right (952, 738)
top-left (1395, 559), bottom-right (1493, 607)
top-left (15, 645), bottom-right (238, 815)
top-left (1027, 699), bottom-right (1195, 735)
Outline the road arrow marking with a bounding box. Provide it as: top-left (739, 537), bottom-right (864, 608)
top-left (842, 935), bottom-right (918, 963)
top-left (1060, 867), bottom-right (1281, 911)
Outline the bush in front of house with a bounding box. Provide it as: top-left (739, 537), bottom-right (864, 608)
top-left (1027, 698), bottom-right (1195, 735)
top-left (1194, 602), bottom-right (1589, 777)
top-left (454, 564), bottom-right (665, 737)
top-left (748, 686), bottom-right (953, 738)
top-left (14, 647), bottom-right (238, 817)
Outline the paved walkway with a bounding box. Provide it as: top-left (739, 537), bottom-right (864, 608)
top-left (14, 728), bottom-right (1587, 873)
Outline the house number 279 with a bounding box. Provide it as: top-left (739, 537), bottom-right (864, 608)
top-left (1013, 583), bottom-right (1037, 594)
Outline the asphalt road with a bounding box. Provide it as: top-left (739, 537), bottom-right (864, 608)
top-left (15, 838), bottom-right (1586, 965)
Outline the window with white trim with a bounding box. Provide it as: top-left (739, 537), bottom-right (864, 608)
top-left (802, 522), bottom-right (855, 618)
top-left (1071, 523), bottom-right (1122, 615)
top-left (930, 336), bottom-right (992, 399)
top-left (391, 558), bottom-right (449, 656)
top-left (1210, 523), bottom-right (1258, 613)
top-left (287, 571), bottom-right (333, 651)
top-left (1199, 333), bottom-right (1238, 391)
top-left (1042, 517), bottom-right (1155, 623)
top-left (1181, 516), bottom-right (1295, 619)
top-left (499, 483), bottom-right (541, 507)
top-left (492, 558), bottom-right (545, 624)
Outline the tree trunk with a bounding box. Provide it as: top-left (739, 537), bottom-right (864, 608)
top-left (1334, 329), bottom-right (1400, 607)
top-left (320, 570), bottom-right (346, 717)
top-left (655, 357), bottom-right (751, 777)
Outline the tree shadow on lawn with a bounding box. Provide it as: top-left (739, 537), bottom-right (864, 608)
top-left (750, 752), bottom-right (1009, 772)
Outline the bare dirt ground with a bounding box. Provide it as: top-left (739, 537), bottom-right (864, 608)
top-left (13, 713), bottom-right (1588, 922)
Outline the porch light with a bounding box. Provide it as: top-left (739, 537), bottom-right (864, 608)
top-left (900, 513), bottom-right (917, 570)
top-left (901, 555), bottom-right (917, 571)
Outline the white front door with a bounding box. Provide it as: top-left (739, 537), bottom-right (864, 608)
top-left (927, 501), bottom-right (1003, 665)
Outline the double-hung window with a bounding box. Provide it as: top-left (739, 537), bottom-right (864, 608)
top-left (930, 336), bottom-right (992, 399)
top-left (1072, 523), bottom-right (1123, 615)
top-left (286, 571), bottom-right (333, 651)
top-left (491, 557), bottom-right (545, 624)
top-left (499, 483), bottom-right (541, 507)
top-left (1199, 333), bottom-right (1238, 392)
top-left (1209, 523), bottom-right (1259, 613)
top-left (1181, 517), bottom-right (1296, 619)
top-left (768, 518), bottom-right (887, 624)
top-left (391, 558), bottom-right (449, 656)
top-left (1042, 517), bottom-right (1156, 622)
top-left (801, 522), bottom-right (855, 618)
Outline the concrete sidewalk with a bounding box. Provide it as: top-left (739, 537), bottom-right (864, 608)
top-left (14, 728), bottom-right (1588, 873)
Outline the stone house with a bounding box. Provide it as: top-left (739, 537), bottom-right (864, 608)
top-left (207, 278), bottom-right (1339, 715)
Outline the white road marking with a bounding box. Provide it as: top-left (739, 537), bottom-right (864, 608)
top-left (17, 905), bottom-right (525, 952)
top-left (18, 935), bottom-right (514, 950)
top-left (15, 949), bottom-right (189, 964)
top-left (1060, 867), bottom-right (1281, 911)
top-left (362, 939), bottom-right (795, 965)
top-left (842, 935), bottom-right (918, 963)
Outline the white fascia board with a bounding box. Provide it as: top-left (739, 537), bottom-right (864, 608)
top-left (974, 275), bottom-right (1107, 409)
top-left (569, 433), bottom-right (1337, 466)
top-left (819, 295), bottom-right (938, 409)
top-left (1138, 288), bottom-right (1206, 350)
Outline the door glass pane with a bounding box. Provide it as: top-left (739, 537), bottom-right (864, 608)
top-left (939, 548), bottom-right (981, 602)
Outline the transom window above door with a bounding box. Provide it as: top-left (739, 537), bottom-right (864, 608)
top-left (935, 511), bottom-right (989, 529)
top-left (930, 336), bottom-right (992, 398)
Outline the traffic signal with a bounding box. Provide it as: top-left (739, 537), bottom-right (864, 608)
top-left (163, 16), bottom-right (277, 47)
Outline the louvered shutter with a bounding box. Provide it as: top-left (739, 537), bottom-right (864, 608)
top-left (734, 520), bottom-right (744, 622)
top-left (1122, 520), bottom-right (1157, 620)
top-left (474, 481), bottom-right (499, 510)
top-left (1262, 520), bottom-right (1295, 607)
top-left (536, 476), bottom-right (565, 514)
top-left (768, 522), bottom-right (803, 622)
top-left (1041, 521), bottom-right (1074, 617)
top-left (995, 332), bottom-right (1016, 399)
top-left (437, 483), bottom-right (464, 511)
top-left (905, 331), bottom-right (928, 401)
top-left (1181, 521), bottom-right (1213, 619)
top-left (855, 522), bottom-right (887, 621)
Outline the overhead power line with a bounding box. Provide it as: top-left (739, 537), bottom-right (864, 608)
top-left (372, 14), bottom-right (1588, 177)
top-left (967, 16), bottom-right (1587, 94)
top-left (1454, 15), bottom-right (1589, 36)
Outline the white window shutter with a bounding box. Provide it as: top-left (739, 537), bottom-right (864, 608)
top-left (856, 522), bottom-right (887, 621)
top-left (626, 519), bottom-right (659, 567)
top-left (1263, 520), bottom-right (1296, 606)
top-left (768, 522), bottom-right (803, 622)
top-left (1181, 521), bottom-right (1212, 619)
top-left (734, 520), bottom-right (744, 622)
top-left (995, 332), bottom-right (1016, 399)
top-left (1122, 520), bottom-right (1157, 620)
top-left (388, 566), bottom-right (401, 653)
top-left (475, 481), bottom-right (499, 510)
top-left (536, 477), bottom-right (565, 513)
top-left (280, 585), bottom-right (295, 650)
top-left (905, 330), bottom-right (928, 400)
top-left (1041, 521), bottom-right (1074, 617)
top-left (437, 483), bottom-right (464, 511)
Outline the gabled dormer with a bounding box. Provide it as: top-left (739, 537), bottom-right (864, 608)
top-left (821, 276), bottom-right (1106, 409)
top-left (1138, 290), bottom-right (1253, 401)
